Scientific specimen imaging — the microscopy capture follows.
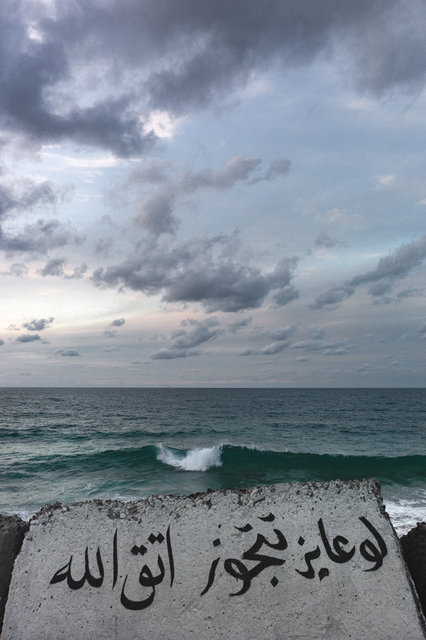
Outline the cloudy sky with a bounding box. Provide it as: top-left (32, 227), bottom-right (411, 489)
top-left (1, 0), bottom-right (426, 387)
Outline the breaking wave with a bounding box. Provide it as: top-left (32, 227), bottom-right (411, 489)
top-left (12, 443), bottom-right (426, 486)
top-left (156, 444), bottom-right (222, 471)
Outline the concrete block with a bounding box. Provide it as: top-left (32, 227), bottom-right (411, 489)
top-left (3, 480), bottom-right (426, 640)
top-left (401, 522), bottom-right (426, 618)
top-left (0, 515), bottom-right (29, 634)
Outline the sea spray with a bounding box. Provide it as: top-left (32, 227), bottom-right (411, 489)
top-left (156, 444), bottom-right (222, 471)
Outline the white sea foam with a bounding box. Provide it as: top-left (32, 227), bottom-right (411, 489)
top-left (2, 509), bottom-right (35, 522)
top-left (156, 444), bottom-right (222, 471)
top-left (384, 488), bottom-right (426, 535)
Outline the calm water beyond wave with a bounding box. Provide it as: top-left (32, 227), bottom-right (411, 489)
top-left (1, 387), bottom-right (425, 534)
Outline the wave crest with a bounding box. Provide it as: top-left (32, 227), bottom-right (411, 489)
top-left (156, 444), bottom-right (222, 471)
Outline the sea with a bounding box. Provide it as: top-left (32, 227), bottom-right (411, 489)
top-left (1, 387), bottom-right (425, 536)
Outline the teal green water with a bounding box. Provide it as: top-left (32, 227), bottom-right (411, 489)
top-left (1, 388), bottom-right (425, 533)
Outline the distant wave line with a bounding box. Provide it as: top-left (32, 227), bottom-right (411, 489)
top-left (6, 443), bottom-right (426, 486)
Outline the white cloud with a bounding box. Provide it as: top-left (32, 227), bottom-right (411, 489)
top-left (376, 174), bottom-right (396, 189)
top-left (42, 152), bottom-right (124, 169)
top-left (144, 111), bottom-right (186, 139)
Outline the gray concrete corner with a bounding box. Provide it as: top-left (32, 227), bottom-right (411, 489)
top-left (401, 521), bottom-right (426, 618)
top-left (0, 514), bottom-right (29, 634)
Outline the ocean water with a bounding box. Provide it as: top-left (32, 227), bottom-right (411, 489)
top-left (1, 387), bottom-right (425, 535)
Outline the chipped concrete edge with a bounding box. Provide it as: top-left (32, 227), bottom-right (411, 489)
top-left (32, 478), bottom-right (385, 521)
top-left (0, 515), bottom-right (30, 635)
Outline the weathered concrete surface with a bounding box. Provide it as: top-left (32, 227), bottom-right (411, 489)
top-left (3, 480), bottom-right (426, 640)
top-left (401, 522), bottom-right (426, 618)
top-left (0, 515), bottom-right (29, 634)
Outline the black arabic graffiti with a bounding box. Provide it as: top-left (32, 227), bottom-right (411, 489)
top-left (49, 514), bottom-right (388, 607)
top-left (295, 516), bottom-right (387, 581)
top-left (50, 526), bottom-right (175, 611)
top-left (201, 513), bottom-right (288, 596)
top-left (50, 546), bottom-right (104, 590)
top-left (201, 514), bottom-right (388, 596)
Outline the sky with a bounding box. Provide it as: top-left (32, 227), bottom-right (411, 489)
top-left (1, 0), bottom-right (426, 387)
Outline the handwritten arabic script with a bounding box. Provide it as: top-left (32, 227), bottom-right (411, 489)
top-left (49, 515), bottom-right (387, 610)
top-left (50, 526), bottom-right (174, 610)
top-left (201, 514), bottom-right (387, 597)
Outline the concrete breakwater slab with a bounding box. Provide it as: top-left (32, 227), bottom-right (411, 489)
top-left (401, 522), bottom-right (426, 618)
top-left (3, 480), bottom-right (426, 640)
top-left (0, 515), bottom-right (29, 631)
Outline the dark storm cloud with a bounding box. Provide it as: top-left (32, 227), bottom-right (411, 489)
top-left (161, 254), bottom-right (298, 312)
top-left (133, 192), bottom-right (178, 237)
top-left (150, 316), bottom-right (248, 359)
top-left (22, 317), bottom-right (54, 331)
top-left (237, 339), bottom-right (290, 357)
top-left (164, 261), bottom-right (269, 312)
top-left (127, 157), bottom-right (288, 195)
top-left (104, 318), bottom-right (125, 338)
top-left (149, 317), bottom-right (223, 359)
top-left (349, 235), bottom-right (426, 290)
top-left (170, 318), bottom-right (223, 349)
top-left (92, 234), bottom-right (299, 313)
top-left (240, 326), bottom-right (352, 357)
top-left (0, 3), bottom-right (154, 157)
top-left (238, 325), bottom-right (295, 356)
top-left (268, 258), bottom-right (300, 307)
top-left (140, 0), bottom-right (426, 111)
top-left (0, 179), bottom-right (58, 221)
top-left (127, 155), bottom-right (289, 238)
top-left (55, 348), bottom-right (80, 357)
top-left (16, 333), bottom-right (41, 343)
top-left (109, 318), bottom-right (126, 328)
top-left (39, 257), bottom-right (66, 277)
top-left (314, 234), bottom-right (426, 308)
top-left (0, 169), bottom-right (78, 258)
top-left (0, 219), bottom-right (83, 255)
top-left (2, 1), bottom-right (424, 156)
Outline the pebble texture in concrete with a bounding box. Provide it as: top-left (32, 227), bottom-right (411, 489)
top-left (3, 480), bottom-right (426, 640)
top-left (401, 522), bottom-right (426, 618)
top-left (0, 515), bottom-right (29, 634)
